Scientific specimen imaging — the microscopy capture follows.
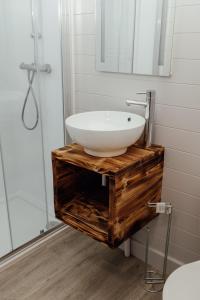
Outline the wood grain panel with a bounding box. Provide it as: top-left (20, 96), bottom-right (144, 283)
top-left (52, 143), bottom-right (164, 248)
top-left (109, 161), bottom-right (164, 247)
top-left (52, 143), bottom-right (164, 175)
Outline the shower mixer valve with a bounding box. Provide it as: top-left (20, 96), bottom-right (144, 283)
top-left (19, 62), bottom-right (52, 74)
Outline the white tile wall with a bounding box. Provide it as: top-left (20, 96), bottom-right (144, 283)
top-left (176, 0), bottom-right (200, 5)
top-left (175, 5), bottom-right (200, 32)
top-left (164, 148), bottom-right (200, 177)
top-left (173, 33), bottom-right (200, 59)
top-left (71, 0), bottom-right (200, 269)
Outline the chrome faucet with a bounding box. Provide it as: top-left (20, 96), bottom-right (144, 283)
top-left (126, 90), bottom-right (155, 147)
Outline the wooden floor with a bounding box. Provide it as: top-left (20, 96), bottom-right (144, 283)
top-left (0, 228), bottom-right (162, 300)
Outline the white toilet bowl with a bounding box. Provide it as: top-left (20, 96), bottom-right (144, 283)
top-left (163, 261), bottom-right (200, 300)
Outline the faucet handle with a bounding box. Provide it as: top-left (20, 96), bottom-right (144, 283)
top-left (136, 92), bottom-right (147, 95)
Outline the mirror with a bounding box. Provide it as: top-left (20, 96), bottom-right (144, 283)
top-left (96, 0), bottom-right (175, 76)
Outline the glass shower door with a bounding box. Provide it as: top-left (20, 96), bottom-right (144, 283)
top-left (0, 0), bottom-right (48, 251)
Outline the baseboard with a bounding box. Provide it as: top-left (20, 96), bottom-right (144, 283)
top-left (130, 238), bottom-right (183, 274)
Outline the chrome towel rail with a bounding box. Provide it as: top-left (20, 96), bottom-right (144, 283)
top-left (144, 202), bottom-right (173, 293)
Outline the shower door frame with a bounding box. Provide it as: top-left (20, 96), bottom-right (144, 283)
top-left (0, 138), bottom-right (14, 252)
top-left (30, 0), bottom-right (50, 229)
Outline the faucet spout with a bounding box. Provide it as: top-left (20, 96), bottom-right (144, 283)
top-left (126, 99), bottom-right (148, 107)
top-left (126, 90), bottom-right (155, 147)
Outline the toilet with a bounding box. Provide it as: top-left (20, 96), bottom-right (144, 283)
top-left (163, 261), bottom-right (200, 300)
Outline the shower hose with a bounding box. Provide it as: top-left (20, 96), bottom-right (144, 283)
top-left (22, 68), bottom-right (39, 130)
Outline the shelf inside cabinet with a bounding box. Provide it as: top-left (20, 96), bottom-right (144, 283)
top-left (60, 192), bottom-right (109, 240)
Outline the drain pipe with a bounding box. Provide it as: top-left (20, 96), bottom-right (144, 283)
top-left (124, 239), bottom-right (131, 257)
top-left (102, 175), bottom-right (107, 186)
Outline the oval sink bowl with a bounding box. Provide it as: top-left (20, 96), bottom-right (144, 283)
top-left (65, 111), bottom-right (145, 157)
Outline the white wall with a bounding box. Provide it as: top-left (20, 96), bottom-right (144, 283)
top-left (71, 0), bottom-right (200, 272)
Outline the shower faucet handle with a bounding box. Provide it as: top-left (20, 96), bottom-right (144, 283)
top-left (20, 63), bottom-right (52, 74)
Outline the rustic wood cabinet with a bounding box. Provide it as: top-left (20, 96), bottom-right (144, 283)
top-left (52, 143), bottom-right (164, 248)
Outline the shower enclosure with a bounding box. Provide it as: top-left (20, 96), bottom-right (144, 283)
top-left (0, 0), bottom-right (65, 257)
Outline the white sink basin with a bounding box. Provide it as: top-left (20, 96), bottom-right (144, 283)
top-left (65, 111), bottom-right (145, 157)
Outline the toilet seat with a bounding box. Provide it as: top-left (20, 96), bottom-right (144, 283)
top-left (163, 261), bottom-right (200, 300)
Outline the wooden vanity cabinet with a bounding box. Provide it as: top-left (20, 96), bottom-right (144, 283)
top-left (52, 143), bottom-right (164, 248)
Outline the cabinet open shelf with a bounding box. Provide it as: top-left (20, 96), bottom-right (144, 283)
top-left (52, 143), bottom-right (164, 248)
top-left (60, 190), bottom-right (109, 243)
